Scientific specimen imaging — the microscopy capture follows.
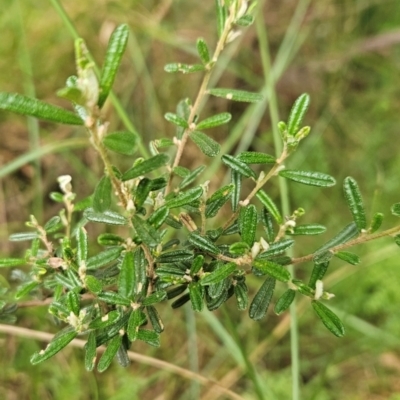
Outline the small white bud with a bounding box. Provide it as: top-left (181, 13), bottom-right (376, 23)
top-left (314, 279), bottom-right (324, 300)
top-left (57, 175), bottom-right (72, 194)
top-left (260, 237), bottom-right (269, 251)
top-left (251, 242), bottom-right (261, 259)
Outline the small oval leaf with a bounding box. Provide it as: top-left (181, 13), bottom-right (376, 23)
top-left (256, 190), bottom-right (282, 224)
top-left (190, 131), bottom-right (220, 157)
top-left (274, 289), bottom-right (296, 315)
top-left (122, 154), bottom-right (169, 181)
top-left (164, 187), bottom-right (203, 209)
top-left (93, 176), bottom-right (112, 213)
top-left (200, 262), bottom-right (236, 286)
top-left (312, 301), bottom-right (345, 338)
top-left (84, 208), bottom-right (128, 225)
top-left (222, 154), bottom-right (256, 178)
top-left (103, 131), bottom-right (137, 155)
top-left (208, 88), bottom-right (263, 103)
top-left (236, 151), bottom-right (275, 164)
top-left (279, 170), bottom-right (336, 187)
top-left (249, 276), bottom-right (276, 321)
top-left (252, 260), bottom-right (291, 282)
top-left (196, 112), bottom-right (232, 130)
top-left (287, 93), bottom-right (310, 135)
top-left (343, 177), bottom-right (367, 231)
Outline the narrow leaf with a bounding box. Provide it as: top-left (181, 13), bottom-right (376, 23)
top-left (148, 206), bottom-right (169, 229)
top-left (147, 306), bottom-right (164, 333)
top-left (249, 276), bottom-right (276, 321)
top-left (256, 239), bottom-right (294, 259)
top-left (84, 208), bottom-right (128, 225)
top-left (122, 154), bottom-right (169, 181)
top-left (234, 280), bottom-right (248, 310)
top-left (236, 151), bottom-right (275, 164)
top-left (118, 251), bottom-right (135, 298)
top-left (315, 222), bottom-right (358, 254)
top-left (287, 93), bottom-right (310, 135)
top-left (164, 63), bottom-right (205, 74)
top-left (97, 292), bottom-right (130, 306)
top-left (190, 255), bottom-right (204, 275)
top-left (200, 263), bottom-right (236, 286)
top-left (196, 112), bottom-right (231, 130)
top-left (84, 332), bottom-right (97, 371)
top-left (98, 24), bottom-right (129, 107)
top-left (142, 291), bottom-right (167, 306)
top-left (137, 330), bottom-right (160, 347)
top-left (157, 250), bottom-right (194, 264)
top-left (288, 224), bottom-right (327, 236)
top-left (127, 309), bottom-right (147, 341)
top-left (93, 176), bottom-right (112, 212)
top-left (0, 92), bottom-right (83, 125)
top-left (190, 131), bottom-right (220, 157)
top-left (274, 289), bottom-right (296, 315)
top-left (103, 131), bottom-right (137, 155)
top-left (30, 328), bottom-right (77, 365)
top-left (179, 165), bottom-right (205, 189)
top-left (132, 215), bottom-right (160, 247)
top-left (312, 301), bottom-right (345, 337)
top-left (370, 212), bottom-right (384, 233)
top-left (253, 260), bottom-right (291, 282)
top-left (9, 232), bottom-right (37, 241)
top-left (196, 38), bottom-right (211, 64)
top-left (222, 154), bottom-right (256, 178)
top-left (343, 177), bottom-right (367, 231)
top-left (76, 227), bottom-right (88, 263)
top-left (256, 190), bottom-right (282, 224)
top-left (188, 232), bottom-right (220, 255)
top-left (208, 88), bottom-right (263, 103)
top-left (391, 203), bottom-right (400, 217)
top-left (86, 247), bottom-right (123, 269)
top-left (44, 216), bottom-right (63, 233)
top-left (206, 184), bottom-right (234, 218)
top-left (85, 275), bottom-right (103, 294)
top-left (308, 261), bottom-right (329, 289)
top-left (164, 112), bottom-right (188, 128)
top-left (97, 335), bottom-right (122, 372)
top-left (239, 204), bottom-right (257, 246)
top-left (189, 282), bottom-right (204, 312)
top-left (0, 258), bottom-right (26, 268)
top-left (334, 251), bottom-right (360, 265)
top-left (215, 0), bottom-right (227, 38)
top-left (231, 170), bottom-right (241, 212)
top-left (15, 281), bottom-right (39, 299)
top-left (164, 186), bottom-right (203, 209)
top-left (279, 170), bottom-right (336, 187)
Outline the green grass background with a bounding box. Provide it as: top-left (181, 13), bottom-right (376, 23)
top-left (1, 0), bottom-right (400, 399)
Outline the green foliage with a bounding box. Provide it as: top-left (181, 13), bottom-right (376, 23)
top-left (0, 2), bottom-right (399, 378)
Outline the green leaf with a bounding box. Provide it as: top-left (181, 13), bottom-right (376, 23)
top-left (394, 235), bottom-right (400, 247)
top-left (97, 233), bottom-right (124, 246)
top-left (235, 14), bottom-right (255, 26)
top-left (0, 258), bottom-right (26, 268)
top-left (102, 131), bottom-right (137, 155)
top-left (134, 178), bottom-right (153, 208)
top-left (200, 263), bottom-right (236, 286)
top-left (93, 176), bottom-right (112, 213)
top-left (205, 184), bottom-right (234, 218)
top-left (190, 131), bottom-right (220, 157)
top-left (164, 112), bottom-right (189, 128)
top-left (370, 212), bottom-right (384, 233)
top-left (189, 282), bottom-right (204, 312)
top-left (137, 330), bottom-right (160, 347)
top-left (30, 328), bottom-right (77, 365)
top-left (222, 154), bottom-right (256, 178)
top-left (85, 275), bottom-right (103, 294)
top-left (391, 203), bottom-right (400, 217)
top-left (288, 224), bottom-right (327, 236)
top-left (287, 93), bottom-right (310, 135)
top-left (190, 255), bottom-right (204, 275)
top-left (196, 112), bottom-right (231, 130)
top-left (274, 289), bottom-right (296, 315)
top-left (249, 276), bottom-right (276, 321)
top-left (84, 208), bottom-right (128, 225)
top-left (256, 190), bottom-right (282, 224)
top-left (84, 332), bottom-right (97, 371)
top-left (236, 151), bottom-right (275, 164)
top-left (175, 98), bottom-right (191, 139)
top-left (66, 290), bottom-right (80, 315)
top-left (208, 88), bottom-right (263, 103)
top-left (312, 301), bottom-right (345, 338)
top-left (148, 206), bottom-right (169, 229)
top-left (142, 291), bottom-right (167, 306)
top-left (279, 170), bottom-right (336, 187)
top-left (231, 170), bottom-right (241, 212)
top-left (86, 247), bottom-right (123, 269)
top-left (127, 309), bottom-right (147, 341)
top-left (229, 242), bottom-right (250, 255)
top-left (315, 222), bottom-right (358, 254)
top-left (164, 63), bottom-right (205, 74)
top-left (98, 24), bottom-right (129, 108)
top-left (132, 215), bottom-right (160, 247)
top-left (44, 216), bottom-right (63, 233)
top-left (234, 280), bottom-right (248, 310)
top-left (97, 335), bottom-right (122, 372)
top-left (97, 292), bottom-right (130, 306)
top-left (196, 38), bottom-right (211, 64)
top-left (252, 260), bottom-right (291, 282)
top-left (179, 165), bottom-right (205, 189)
top-left (118, 251), bottom-right (135, 298)
top-left (147, 306), bottom-right (164, 333)
top-left (157, 250), bottom-right (194, 264)
top-left (334, 251), bottom-right (360, 265)
top-left (215, 0), bottom-right (227, 38)
top-left (256, 239), bottom-right (294, 259)
top-left (239, 204), bottom-right (258, 247)
top-left (343, 177), bottom-right (367, 231)
top-left (165, 186), bottom-right (203, 209)
top-left (308, 261), bottom-right (329, 289)
top-left (0, 92), bottom-right (83, 125)
top-left (9, 232), bottom-right (37, 241)
top-left (122, 154), bottom-right (169, 181)
top-left (188, 232), bottom-right (220, 255)
top-left (15, 281), bottom-right (39, 299)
